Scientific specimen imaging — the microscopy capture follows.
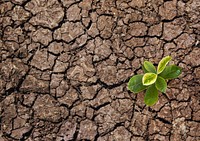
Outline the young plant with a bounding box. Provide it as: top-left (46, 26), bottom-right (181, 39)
top-left (128, 56), bottom-right (182, 106)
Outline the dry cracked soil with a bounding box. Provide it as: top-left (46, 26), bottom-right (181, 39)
top-left (0, 0), bottom-right (200, 141)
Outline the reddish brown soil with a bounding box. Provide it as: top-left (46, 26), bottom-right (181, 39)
top-left (0, 0), bottom-right (200, 141)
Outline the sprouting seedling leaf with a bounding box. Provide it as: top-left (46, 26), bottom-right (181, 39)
top-left (144, 84), bottom-right (158, 106)
top-left (127, 56), bottom-right (181, 106)
top-left (142, 73), bottom-right (157, 86)
top-left (143, 61), bottom-right (156, 73)
top-left (128, 75), bottom-right (147, 93)
top-left (159, 65), bottom-right (182, 79)
top-left (155, 76), bottom-right (167, 93)
top-left (142, 65), bottom-right (148, 73)
top-left (157, 56), bottom-right (172, 74)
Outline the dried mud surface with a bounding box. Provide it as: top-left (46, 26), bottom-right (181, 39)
top-left (0, 0), bottom-right (200, 141)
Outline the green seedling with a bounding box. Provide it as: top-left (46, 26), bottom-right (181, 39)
top-left (128, 56), bottom-right (182, 106)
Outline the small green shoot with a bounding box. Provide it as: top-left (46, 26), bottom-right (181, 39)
top-left (128, 56), bottom-right (182, 106)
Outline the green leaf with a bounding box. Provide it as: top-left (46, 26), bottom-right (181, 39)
top-left (144, 84), bottom-right (159, 106)
top-left (155, 76), bottom-right (167, 93)
top-left (128, 75), bottom-right (147, 93)
top-left (142, 73), bottom-right (157, 86)
top-left (142, 65), bottom-right (148, 73)
top-left (157, 56), bottom-right (172, 74)
top-left (144, 61), bottom-right (156, 73)
top-left (159, 65), bottom-right (182, 79)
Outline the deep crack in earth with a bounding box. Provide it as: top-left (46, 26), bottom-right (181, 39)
top-left (0, 0), bottom-right (200, 141)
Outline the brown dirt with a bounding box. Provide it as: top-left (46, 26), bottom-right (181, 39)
top-left (0, 0), bottom-right (200, 141)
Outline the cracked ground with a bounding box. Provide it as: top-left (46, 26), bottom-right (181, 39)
top-left (0, 0), bottom-right (200, 141)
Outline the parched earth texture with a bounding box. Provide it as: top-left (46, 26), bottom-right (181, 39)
top-left (0, 0), bottom-right (200, 141)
